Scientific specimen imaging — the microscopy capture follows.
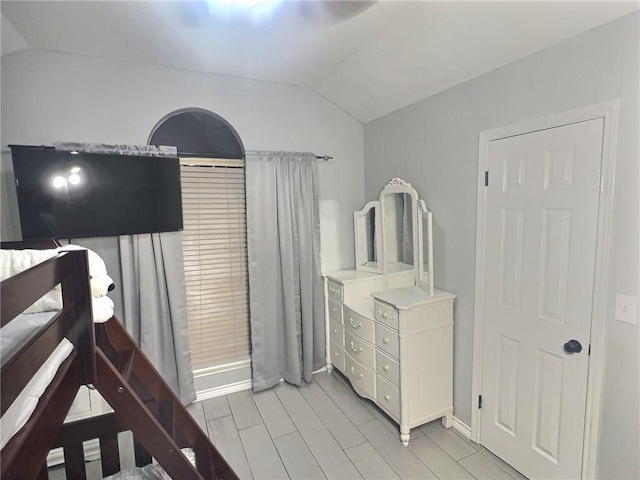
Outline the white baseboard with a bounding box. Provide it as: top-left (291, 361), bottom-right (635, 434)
top-left (195, 379), bottom-right (252, 401)
top-left (452, 416), bottom-right (472, 439)
top-left (194, 364), bottom-right (329, 402)
top-left (193, 356), bottom-right (252, 397)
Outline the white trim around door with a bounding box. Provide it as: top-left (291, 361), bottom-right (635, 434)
top-left (471, 100), bottom-right (619, 479)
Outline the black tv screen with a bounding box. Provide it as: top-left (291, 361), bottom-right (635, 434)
top-left (11, 145), bottom-right (183, 240)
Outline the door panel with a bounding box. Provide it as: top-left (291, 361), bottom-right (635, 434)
top-left (532, 349), bottom-right (563, 462)
top-left (539, 208), bottom-right (572, 323)
top-left (495, 335), bottom-right (519, 435)
top-left (481, 119), bottom-right (604, 479)
top-left (499, 208), bottom-right (525, 309)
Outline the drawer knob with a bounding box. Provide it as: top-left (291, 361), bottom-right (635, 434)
top-left (350, 366), bottom-right (364, 379)
top-left (334, 352), bottom-right (338, 357)
top-left (333, 329), bottom-right (338, 334)
top-left (383, 365), bottom-right (389, 372)
top-left (382, 337), bottom-right (389, 344)
top-left (377, 309), bottom-right (389, 319)
top-left (331, 307), bottom-right (336, 312)
top-left (349, 318), bottom-right (362, 329)
top-left (384, 395), bottom-right (391, 401)
top-left (349, 341), bottom-right (363, 353)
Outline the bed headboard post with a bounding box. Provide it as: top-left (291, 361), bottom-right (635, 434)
top-left (61, 250), bottom-right (97, 385)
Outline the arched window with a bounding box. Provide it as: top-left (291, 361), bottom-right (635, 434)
top-left (149, 109), bottom-right (250, 373)
top-left (149, 108), bottom-right (244, 159)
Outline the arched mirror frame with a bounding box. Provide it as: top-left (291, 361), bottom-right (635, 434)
top-left (379, 178), bottom-right (420, 286)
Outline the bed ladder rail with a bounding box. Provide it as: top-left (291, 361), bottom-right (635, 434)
top-left (94, 317), bottom-right (238, 480)
top-left (45, 412), bottom-right (129, 479)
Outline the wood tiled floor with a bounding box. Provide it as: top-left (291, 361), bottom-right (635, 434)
top-left (49, 370), bottom-right (528, 479)
top-left (189, 371), bottom-right (527, 480)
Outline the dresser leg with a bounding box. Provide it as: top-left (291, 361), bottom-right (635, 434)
top-left (327, 363), bottom-right (334, 373)
top-left (400, 426), bottom-right (410, 446)
top-left (442, 408), bottom-right (454, 428)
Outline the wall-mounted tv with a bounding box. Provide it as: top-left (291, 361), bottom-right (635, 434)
top-left (10, 145), bottom-right (183, 241)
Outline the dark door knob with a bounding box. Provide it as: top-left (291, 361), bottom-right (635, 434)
top-left (564, 339), bottom-right (583, 354)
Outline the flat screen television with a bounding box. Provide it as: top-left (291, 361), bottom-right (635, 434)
top-left (10, 145), bottom-right (183, 240)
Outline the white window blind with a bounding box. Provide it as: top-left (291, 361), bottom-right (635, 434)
top-left (180, 159), bottom-right (250, 368)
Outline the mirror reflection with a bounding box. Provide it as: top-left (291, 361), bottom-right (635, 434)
top-left (382, 192), bottom-right (414, 275)
top-left (421, 212), bottom-right (429, 282)
top-left (355, 203), bottom-right (378, 270)
top-left (418, 199), bottom-right (434, 296)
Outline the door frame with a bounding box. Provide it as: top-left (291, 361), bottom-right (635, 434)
top-left (471, 100), bottom-right (619, 479)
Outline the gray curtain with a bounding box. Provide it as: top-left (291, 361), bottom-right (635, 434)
top-left (245, 151), bottom-right (324, 392)
top-left (55, 142), bottom-right (196, 404)
top-left (119, 232), bottom-right (195, 404)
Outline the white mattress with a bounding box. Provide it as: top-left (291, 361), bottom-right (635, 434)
top-left (0, 312), bottom-right (74, 450)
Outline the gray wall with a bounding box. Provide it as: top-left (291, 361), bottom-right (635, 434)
top-left (364, 12), bottom-right (639, 480)
top-left (1, 48), bottom-right (365, 274)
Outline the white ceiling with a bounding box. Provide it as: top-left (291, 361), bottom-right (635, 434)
top-left (2, 1), bottom-right (638, 123)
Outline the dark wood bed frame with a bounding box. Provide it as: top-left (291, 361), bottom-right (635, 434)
top-left (1, 245), bottom-right (238, 479)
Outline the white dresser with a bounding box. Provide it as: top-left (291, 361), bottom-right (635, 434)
top-left (325, 273), bottom-right (454, 446)
top-left (324, 178), bottom-right (455, 446)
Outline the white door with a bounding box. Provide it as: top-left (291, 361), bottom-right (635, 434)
top-left (480, 119), bottom-right (604, 479)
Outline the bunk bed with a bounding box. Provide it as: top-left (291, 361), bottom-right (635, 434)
top-left (1, 244), bottom-right (238, 480)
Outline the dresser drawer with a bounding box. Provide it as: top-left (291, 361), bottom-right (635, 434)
top-left (376, 323), bottom-right (400, 359)
top-left (327, 281), bottom-right (343, 302)
top-left (329, 319), bottom-right (344, 345)
top-left (328, 298), bottom-right (343, 323)
top-left (343, 307), bottom-right (374, 343)
top-left (376, 350), bottom-right (400, 387)
top-left (345, 330), bottom-right (375, 369)
top-left (345, 355), bottom-right (376, 399)
top-left (377, 375), bottom-right (400, 420)
top-left (374, 301), bottom-right (399, 330)
top-left (330, 340), bottom-right (345, 372)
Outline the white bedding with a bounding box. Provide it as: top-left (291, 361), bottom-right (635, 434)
top-left (0, 311), bottom-right (74, 450)
top-left (1, 311), bottom-right (58, 366)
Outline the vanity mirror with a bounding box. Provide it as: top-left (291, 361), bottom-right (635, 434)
top-left (417, 199), bottom-right (434, 296)
top-left (380, 179), bottom-right (418, 285)
top-left (354, 201), bottom-right (381, 273)
top-left (354, 178), bottom-right (431, 291)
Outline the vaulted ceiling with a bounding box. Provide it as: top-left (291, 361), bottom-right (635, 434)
top-left (2, 1), bottom-right (638, 123)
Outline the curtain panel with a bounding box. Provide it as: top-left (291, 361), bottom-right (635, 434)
top-left (245, 151), bottom-right (325, 392)
top-left (55, 142), bottom-right (196, 404)
top-left (119, 232), bottom-right (195, 404)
